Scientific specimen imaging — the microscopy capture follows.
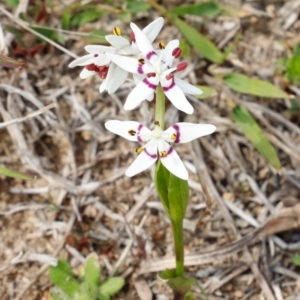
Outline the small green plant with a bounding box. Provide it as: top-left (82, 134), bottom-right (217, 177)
top-left (49, 253), bottom-right (125, 300)
top-left (286, 43), bottom-right (300, 85)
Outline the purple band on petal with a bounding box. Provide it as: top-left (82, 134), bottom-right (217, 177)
top-left (137, 124), bottom-right (143, 142)
top-left (163, 78), bottom-right (175, 92)
top-left (146, 51), bottom-right (157, 60)
top-left (137, 65), bottom-right (144, 74)
top-left (144, 148), bottom-right (158, 159)
top-left (167, 147), bottom-right (174, 155)
top-left (143, 78), bottom-right (157, 90)
top-left (172, 124), bottom-right (180, 143)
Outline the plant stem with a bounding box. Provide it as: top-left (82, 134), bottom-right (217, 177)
top-left (171, 219), bottom-right (184, 277)
top-left (155, 84), bottom-right (165, 130)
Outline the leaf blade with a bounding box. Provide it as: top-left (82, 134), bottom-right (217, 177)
top-left (232, 106), bottom-right (281, 170)
top-left (171, 17), bottom-right (224, 64)
top-left (224, 73), bottom-right (288, 98)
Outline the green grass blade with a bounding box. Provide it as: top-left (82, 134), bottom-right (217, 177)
top-left (224, 73), bottom-right (288, 98)
top-left (171, 17), bottom-right (224, 64)
top-left (196, 86), bottom-right (217, 99)
top-left (232, 106), bottom-right (281, 170)
top-left (0, 167), bottom-right (34, 180)
top-left (170, 2), bottom-right (221, 17)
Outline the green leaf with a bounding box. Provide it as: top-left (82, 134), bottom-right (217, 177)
top-left (232, 106), bottom-right (281, 170)
top-left (84, 30), bottom-right (107, 44)
top-left (170, 2), bottom-right (221, 17)
top-left (5, 0), bottom-right (19, 8)
top-left (292, 254), bottom-right (300, 266)
top-left (171, 17), bottom-right (224, 64)
top-left (30, 26), bottom-right (65, 44)
top-left (167, 277), bottom-right (196, 295)
top-left (159, 269), bottom-right (177, 281)
top-left (0, 167), bottom-right (34, 180)
top-left (83, 253), bottom-right (100, 288)
top-left (155, 161), bottom-right (171, 218)
top-left (196, 85), bottom-right (217, 99)
top-left (126, 1), bottom-right (151, 12)
top-left (70, 9), bottom-right (105, 27)
top-left (287, 43), bottom-right (300, 85)
top-left (61, 9), bottom-right (71, 30)
top-left (223, 73), bottom-right (288, 98)
top-left (99, 277), bottom-right (125, 296)
top-left (179, 38), bottom-right (191, 58)
top-left (49, 259), bottom-right (80, 297)
top-left (168, 173), bottom-right (189, 223)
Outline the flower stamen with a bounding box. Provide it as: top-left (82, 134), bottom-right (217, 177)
top-left (176, 62), bottom-right (187, 71)
top-left (130, 31), bottom-right (135, 42)
top-left (146, 72), bottom-right (156, 78)
top-left (135, 147), bottom-right (144, 154)
top-left (172, 47), bottom-right (182, 58)
top-left (138, 58), bottom-right (145, 65)
top-left (171, 133), bottom-right (177, 140)
top-left (113, 27), bottom-right (121, 36)
top-left (159, 42), bottom-right (166, 49)
top-left (128, 130), bottom-right (136, 136)
top-left (159, 151), bottom-right (167, 157)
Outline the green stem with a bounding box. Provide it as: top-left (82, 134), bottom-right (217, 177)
top-left (171, 219), bottom-right (184, 277)
top-left (155, 84), bottom-right (165, 130)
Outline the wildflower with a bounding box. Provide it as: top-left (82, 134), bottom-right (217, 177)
top-left (105, 120), bottom-right (216, 180)
top-left (106, 23), bottom-right (202, 114)
top-left (68, 18), bottom-right (164, 94)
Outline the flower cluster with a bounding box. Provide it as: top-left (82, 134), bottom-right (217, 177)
top-left (69, 18), bottom-right (216, 180)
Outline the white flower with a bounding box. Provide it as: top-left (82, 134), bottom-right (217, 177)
top-left (68, 18), bottom-right (164, 94)
top-left (106, 22), bottom-right (203, 114)
top-left (105, 120), bottom-right (216, 180)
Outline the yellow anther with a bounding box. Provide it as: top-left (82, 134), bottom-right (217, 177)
top-left (135, 147), bottom-right (144, 154)
top-left (159, 42), bottom-right (166, 49)
top-left (154, 120), bottom-right (160, 126)
top-left (128, 129), bottom-right (136, 136)
top-left (171, 133), bottom-right (177, 141)
top-left (138, 58), bottom-right (145, 65)
top-left (159, 151), bottom-right (167, 157)
top-left (113, 27), bottom-right (121, 36)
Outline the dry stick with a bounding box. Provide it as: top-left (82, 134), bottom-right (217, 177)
top-left (14, 214), bottom-right (76, 300)
top-left (191, 141), bottom-right (276, 299)
top-left (0, 103), bottom-right (56, 128)
top-left (0, 6), bottom-right (78, 59)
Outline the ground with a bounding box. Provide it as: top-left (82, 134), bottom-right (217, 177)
top-left (1, 0), bottom-right (300, 299)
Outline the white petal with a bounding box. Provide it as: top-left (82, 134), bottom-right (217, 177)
top-left (163, 123), bottom-right (216, 144)
top-left (68, 54), bottom-right (94, 68)
top-left (125, 141), bottom-right (158, 177)
top-left (94, 54), bottom-right (111, 66)
top-left (105, 120), bottom-right (152, 142)
top-left (130, 23), bottom-right (158, 65)
top-left (175, 77), bottom-right (203, 95)
top-left (99, 64), bottom-right (115, 93)
top-left (105, 35), bottom-right (130, 48)
top-left (146, 92), bottom-right (155, 101)
top-left (157, 140), bottom-right (188, 180)
top-left (162, 39), bottom-right (180, 65)
top-left (160, 78), bottom-right (194, 114)
top-left (85, 45), bottom-right (113, 53)
top-left (142, 17), bottom-right (164, 43)
top-left (107, 66), bottom-right (128, 94)
top-left (106, 53), bottom-right (151, 74)
top-left (133, 74), bottom-right (144, 85)
top-left (79, 68), bottom-right (96, 79)
top-left (124, 77), bottom-right (159, 110)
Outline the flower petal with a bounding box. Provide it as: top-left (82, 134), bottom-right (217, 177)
top-left (142, 17), bottom-right (164, 43)
top-left (105, 120), bottom-right (152, 142)
top-left (106, 53), bottom-right (153, 74)
top-left (160, 78), bottom-right (194, 114)
top-left (163, 123), bottom-right (216, 144)
top-left (124, 77), bottom-right (159, 110)
top-left (125, 140), bottom-right (158, 177)
top-left (107, 66), bottom-right (128, 94)
top-left (130, 23), bottom-right (158, 65)
top-left (68, 54), bottom-right (94, 68)
top-left (94, 54), bottom-right (111, 66)
top-left (157, 140), bottom-right (188, 180)
top-left (162, 39), bottom-right (180, 65)
top-left (85, 45), bottom-right (113, 53)
top-left (174, 77), bottom-right (203, 95)
top-left (105, 35), bottom-right (130, 49)
top-left (79, 68), bottom-right (96, 79)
